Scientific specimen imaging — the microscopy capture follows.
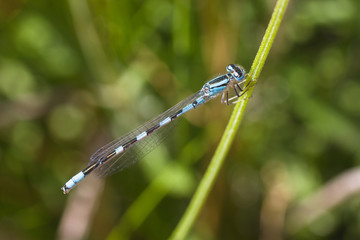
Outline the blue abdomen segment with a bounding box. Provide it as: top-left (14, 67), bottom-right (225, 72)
top-left (62, 171), bottom-right (85, 194)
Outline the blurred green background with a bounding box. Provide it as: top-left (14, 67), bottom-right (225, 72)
top-left (1, 0), bottom-right (360, 239)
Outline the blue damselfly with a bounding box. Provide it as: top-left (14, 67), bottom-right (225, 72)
top-left (62, 64), bottom-right (250, 194)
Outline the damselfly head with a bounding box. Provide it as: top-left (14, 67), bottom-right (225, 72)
top-left (226, 64), bottom-right (246, 82)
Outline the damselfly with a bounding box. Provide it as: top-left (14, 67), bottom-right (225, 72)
top-left (62, 64), bottom-right (251, 194)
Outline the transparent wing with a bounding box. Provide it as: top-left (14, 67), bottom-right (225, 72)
top-left (95, 119), bottom-right (177, 176)
top-left (88, 90), bottom-right (203, 177)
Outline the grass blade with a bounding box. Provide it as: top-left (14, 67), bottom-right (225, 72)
top-left (169, 0), bottom-right (290, 239)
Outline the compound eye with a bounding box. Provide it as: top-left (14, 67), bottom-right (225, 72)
top-left (226, 64), bottom-right (235, 73)
top-left (227, 64), bottom-right (245, 81)
top-left (235, 68), bottom-right (243, 78)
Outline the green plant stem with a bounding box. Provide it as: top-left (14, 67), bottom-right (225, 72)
top-left (169, 0), bottom-right (290, 239)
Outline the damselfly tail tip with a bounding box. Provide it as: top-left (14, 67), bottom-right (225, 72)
top-left (61, 186), bottom-right (70, 194)
top-left (61, 171), bottom-right (85, 194)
